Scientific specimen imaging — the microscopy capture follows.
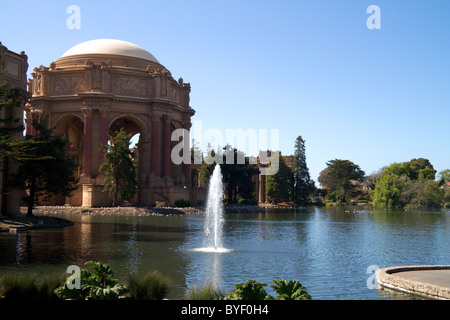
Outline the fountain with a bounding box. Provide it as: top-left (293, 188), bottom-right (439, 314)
top-left (194, 164), bottom-right (231, 253)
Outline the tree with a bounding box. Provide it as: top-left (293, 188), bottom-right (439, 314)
top-left (199, 145), bottom-right (258, 203)
top-left (221, 145), bottom-right (258, 204)
top-left (291, 136), bottom-right (314, 205)
top-left (372, 159), bottom-right (443, 209)
top-left (0, 71), bottom-right (32, 215)
top-left (371, 174), bottom-right (408, 208)
top-left (100, 128), bottom-right (137, 206)
top-left (437, 169), bottom-right (450, 187)
top-left (409, 158), bottom-right (436, 180)
top-left (14, 121), bottom-right (79, 216)
top-left (199, 143), bottom-right (217, 188)
top-left (265, 153), bottom-right (293, 203)
top-left (318, 159), bottom-right (365, 202)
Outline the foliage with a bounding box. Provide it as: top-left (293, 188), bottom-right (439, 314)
top-left (371, 174), bottom-right (407, 208)
top-left (174, 199), bottom-right (192, 207)
top-left (237, 198), bottom-right (258, 205)
top-left (224, 280), bottom-right (271, 300)
top-left (444, 189), bottom-right (450, 204)
top-left (100, 128), bottom-right (137, 206)
top-left (265, 153), bottom-right (293, 203)
top-left (318, 159), bottom-right (365, 202)
top-left (372, 159), bottom-right (444, 209)
top-left (13, 120), bottom-right (79, 216)
top-left (0, 71), bottom-right (37, 216)
top-left (223, 279), bottom-right (312, 300)
top-left (0, 272), bottom-right (64, 300)
top-left (437, 169), bottom-right (450, 186)
top-left (185, 281), bottom-right (225, 300)
top-left (200, 145), bottom-right (258, 204)
top-left (54, 261), bottom-right (127, 300)
top-left (126, 270), bottom-right (171, 300)
top-left (0, 71), bottom-right (28, 154)
top-left (220, 146), bottom-right (259, 204)
top-left (270, 278), bottom-right (311, 300)
top-left (291, 136), bottom-right (314, 205)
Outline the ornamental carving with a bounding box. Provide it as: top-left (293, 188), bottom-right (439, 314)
top-left (54, 76), bottom-right (86, 95)
top-left (112, 75), bottom-right (147, 97)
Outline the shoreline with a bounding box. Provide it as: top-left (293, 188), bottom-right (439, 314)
top-left (0, 203), bottom-right (370, 232)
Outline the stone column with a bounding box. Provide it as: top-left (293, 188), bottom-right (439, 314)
top-left (183, 126), bottom-right (191, 184)
top-left (98, 109), bottom-right (109, 166)
top-left (81, 108), bottom-right (93, 176)
top-left (162, 116), bottom-right (171, 178)
top-left (259, 171), bottom-right (266, 203)
top-left (150, 115), bottom-right (161, 177)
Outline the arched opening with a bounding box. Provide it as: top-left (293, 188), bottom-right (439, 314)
top-left (107, 116), bottom-right (147, 205)
top-left (53, 114), bottom-right (84, 205)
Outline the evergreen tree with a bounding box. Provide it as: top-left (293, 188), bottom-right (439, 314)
top-left (265, 153), bottom-right (293, 203)
top-left (0, 72), bottom-right (32, 215)
top-left (100, 128), bottom-right (137, 206)
top-left (291, 136), bottom-right (313, 205)
top-left (14, 121), bottom-right (79, 216)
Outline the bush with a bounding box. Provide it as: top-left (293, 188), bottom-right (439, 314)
top-left (54, 261), bottom-right (127, 300)
top-left (174, 199), bottom-right (192, 208)
top-left (185, 282), bottom-right (225, 300)
top-left (0, 272), bottom-right (64, 300)
top-left (221, 279), bottom-right (311, 300)
top-left (237, 199), bottom-right (258, 205)
top-left (126, 270), bottom-right (171, 300)
top-left (224, 280), bottom-right (271, 300)
top-left (270, 279), bottom-right (311, 300)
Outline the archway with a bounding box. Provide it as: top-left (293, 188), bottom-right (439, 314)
top-left (108, 116), bottom-right (148, 205)
top-left (53, 114), bottom-right (84, 205)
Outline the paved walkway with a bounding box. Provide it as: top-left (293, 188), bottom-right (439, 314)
top-left (376, 265), bottom-right (450, 300)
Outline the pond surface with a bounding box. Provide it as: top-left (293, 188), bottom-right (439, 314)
top-left (0, 207), bottom-right (449, 300)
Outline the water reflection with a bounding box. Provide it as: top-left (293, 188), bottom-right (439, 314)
top-left (1, 208), bottom-right (449, 300)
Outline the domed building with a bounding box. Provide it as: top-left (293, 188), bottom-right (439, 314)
top-left (27, 39), bottom-right (198, 207)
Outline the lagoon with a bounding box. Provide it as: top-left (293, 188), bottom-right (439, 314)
top-left (0, 207), bottom-right (449, 300)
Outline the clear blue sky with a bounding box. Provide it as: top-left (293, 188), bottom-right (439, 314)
top-left (1, 0), bottom-right (449, 184)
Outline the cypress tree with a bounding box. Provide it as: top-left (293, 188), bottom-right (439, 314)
top-left (291, 136), bottom-right (313, 205)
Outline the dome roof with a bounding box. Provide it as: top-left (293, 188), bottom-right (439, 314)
top-left (60, 39), bottom-right (159, 63)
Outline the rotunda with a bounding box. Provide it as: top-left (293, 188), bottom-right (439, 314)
top-left (27, 39), bottom-right (198, 207)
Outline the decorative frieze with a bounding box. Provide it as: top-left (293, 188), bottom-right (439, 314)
top-left (54, 76), bottom-right (86, 95)
top-left (111, 75), bottom-right (147, 97)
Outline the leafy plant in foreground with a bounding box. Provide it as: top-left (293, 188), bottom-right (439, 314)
top-left (54, 261), bottom-right (127, 300)
top-left (224, 280), bottom-right (271, 300)
top-left (270, 278), bottom-right (311, 300)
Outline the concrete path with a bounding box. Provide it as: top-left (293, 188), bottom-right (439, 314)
top-left (376, 265), bottom-right (450, 300)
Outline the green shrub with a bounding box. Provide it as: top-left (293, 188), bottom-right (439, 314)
top-left (224, 280), bottom-right (271, 300)
top-left (270, 279), bottom-right (311, 300)
top-left (126, 270), bottom-right (171, 300)
top-left (222, 279), bottom-right (311, 301)
top-left (185, 282), bottom-right (225, 300)
top-left (237, 199), bottom-right (258, 205)
top-left (174, 199), bottom-right (192, 208)
top-left (0, 272), bottom-right (64, 300)
top-left (54, 261), bottom-right (127, 300)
